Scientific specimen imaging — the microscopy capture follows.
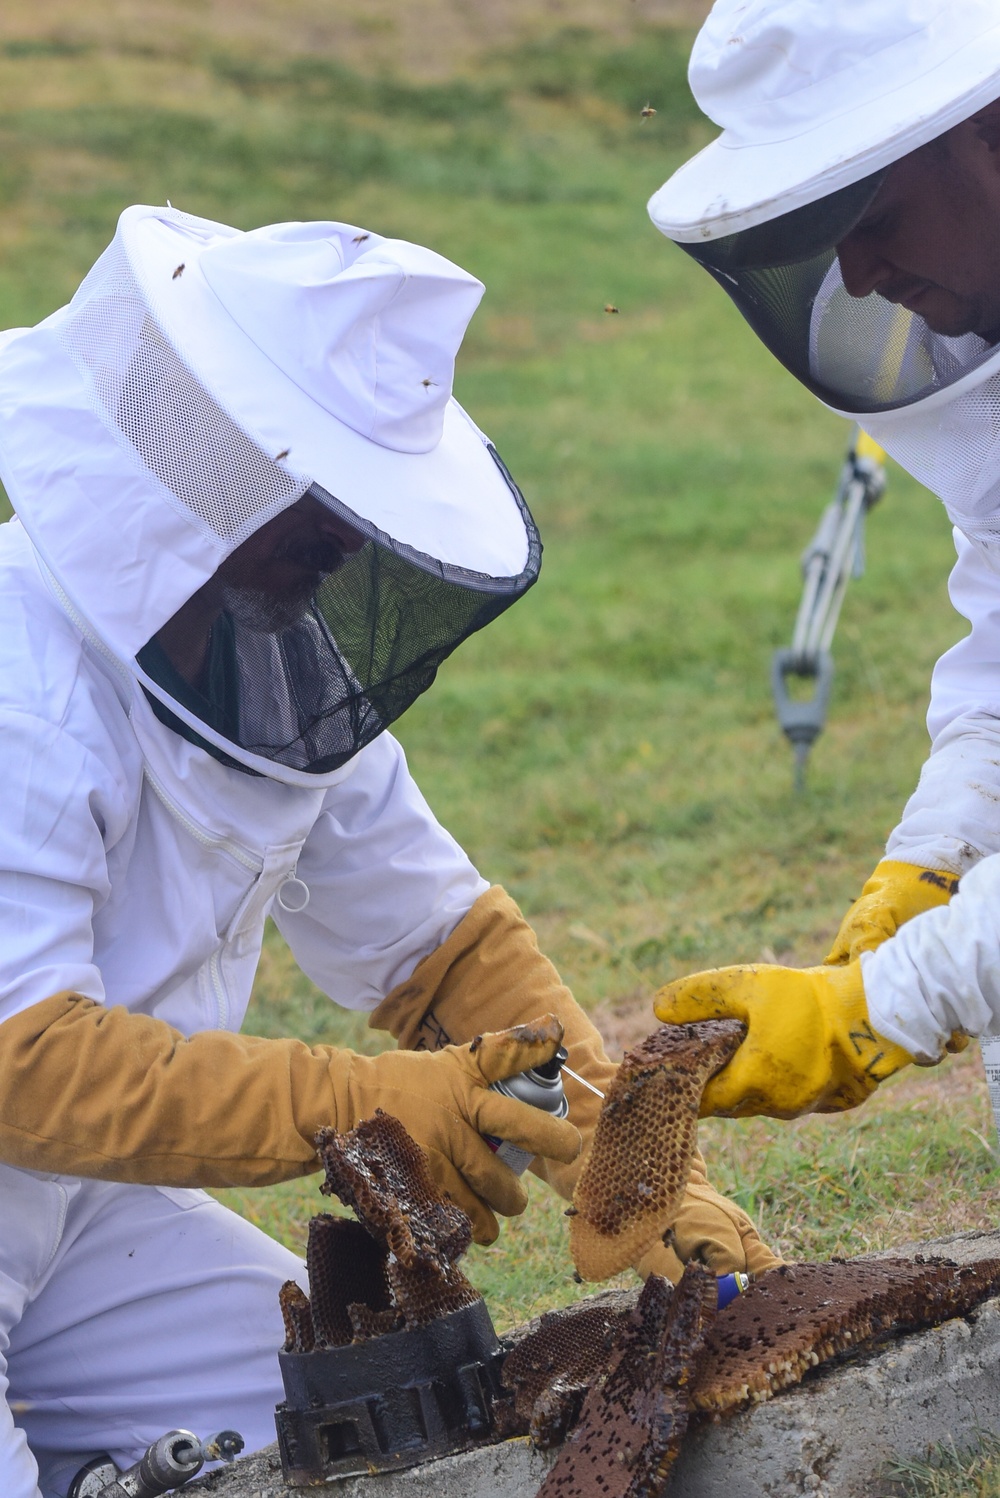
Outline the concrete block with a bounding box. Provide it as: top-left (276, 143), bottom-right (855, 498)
top-left (190, 1230), bottom-right (1000, 1498)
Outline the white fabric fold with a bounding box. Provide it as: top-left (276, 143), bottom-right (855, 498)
top-left (865, 851), bottom-right (1000, 1057)
top-left (885, 529), bottom-right (1000, 873)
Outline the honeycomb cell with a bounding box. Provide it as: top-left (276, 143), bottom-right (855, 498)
top-left (506, 1254), bottom-right (1000, 1496)
top-left (691, 1256), bottom-right (1000, 1413)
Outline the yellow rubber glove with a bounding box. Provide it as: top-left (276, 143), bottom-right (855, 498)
top-left (824, 859), bottom-right (958, 964)
top-left (653, 959), bottom-right (918, 1118)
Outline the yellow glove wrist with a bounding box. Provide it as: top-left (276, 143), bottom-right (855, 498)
top-left (824, 858), bottom-right (959, 965)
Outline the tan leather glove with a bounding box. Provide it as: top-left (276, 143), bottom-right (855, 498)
top-left (0, 993), bottom-right (579, 1244)
top-left (824, 859), bottom-right (958, 964)
top-left (637, 1151), bottom-right (780, 1280)
top-left (370, 886), bottom-right (780, 1279)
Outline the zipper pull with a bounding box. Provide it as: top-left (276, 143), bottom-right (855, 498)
top-left (277, 867), bottom-right (310, 914)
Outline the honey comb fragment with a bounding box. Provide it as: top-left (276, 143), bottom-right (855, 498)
top-left (501, 1290), bottom-right (636, 1446)
top-left (279, 1281), bottom-right (315, 1354)
top-left (535, 1264), bottom-right (716, 1498)
top-left (691, 1255), bottom-right (1000, 1413)
top-left (315, 1110), bottom-right (481, 1332)
top-left (513, 1254), bottom-right (1000, 1498)
top-left (305, 1214), bottom-right (393, 1348)
top-left (570, 1021), bottom-right (746, 1281)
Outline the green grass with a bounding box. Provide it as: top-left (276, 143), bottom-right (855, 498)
top-left (2, 11), bottom-right (999, 1486)
top-left (881, 1436), bottom-right (1000, 1497)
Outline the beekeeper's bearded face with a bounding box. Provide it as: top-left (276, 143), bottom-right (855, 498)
top-left (836, 101), bottom-right (1000, 342)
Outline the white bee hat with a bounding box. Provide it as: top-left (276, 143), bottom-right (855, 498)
top-left (0, 206), bottom-right (540, 782)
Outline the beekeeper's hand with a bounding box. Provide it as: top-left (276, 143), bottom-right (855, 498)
top-left (653, 960), bottom-right (924, 1117)
top-left (635, 1148), bottom-right (781, 1280)
top-left (824, 859), bottom-right (958, 964)
top-left (336, 1016), bottom-right (581, 1243)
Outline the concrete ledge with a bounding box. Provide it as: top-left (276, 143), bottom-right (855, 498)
top-left (191, 1231), bottom-right (1000, 1498)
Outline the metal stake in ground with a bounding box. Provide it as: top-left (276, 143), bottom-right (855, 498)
top-left (771, 425), bottom-right (886, 791)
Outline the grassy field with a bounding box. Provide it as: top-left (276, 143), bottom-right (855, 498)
top-left (0, 7), bottom-right (998, 1489)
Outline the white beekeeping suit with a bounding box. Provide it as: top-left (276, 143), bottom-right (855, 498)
top-left (0, 206), bottom-right (555, 1498)
top-left (0, 206), bottom-right (775, 1498)
top-left (647, 1), bottom-right (1000, 1114)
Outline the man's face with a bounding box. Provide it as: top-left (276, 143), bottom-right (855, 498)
top-left (835, 107), bottom-right (1000, 341)
top-left (216, 492), bottom-right (366, 632)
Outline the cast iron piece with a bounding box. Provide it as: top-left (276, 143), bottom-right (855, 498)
top-left (275, 1297), bottom-right (504, 1485)
top-left (274, 1112), bottom-right (504, 1485)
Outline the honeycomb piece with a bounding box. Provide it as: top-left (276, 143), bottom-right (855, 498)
top-left (305, 1214), bottom-right (394, 1348)
top-left (512, 1254), bottom-right (1000, 1497)
top-left (347, 1303), bottom-right (403, 1340)
top-left (691, 1256), bottom-right (1000, 1414)
top-left (279, 1281), bottom-right (315, 1355)
top-left (315, 1110), bottom-right (480, 1333)
top-left (570, 1021), bottom-right (746, 1281)
top-left (528, 1379), bottom-right (590, 1451)
top-left (535, 1264), bottom-right (716, 1498)
top-left (501, 1291), bottom-right (637, 1433)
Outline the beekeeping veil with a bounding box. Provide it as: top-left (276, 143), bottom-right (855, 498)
top-left (0, 207), bottom-right (539, 784)
top-left (648, 0), bottom-right (1000, 558)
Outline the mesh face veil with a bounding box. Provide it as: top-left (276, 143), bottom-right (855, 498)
top-left (4, 206), bottom-right (541, 781)
top-left (672, 141), bottom-right (1000, 544)
top-left (132, 467), bottom-right (539, 777)
top-left (647, 0), bottom-right (1000, 552)
top-left (674, 161), bottom-right (1000, 416)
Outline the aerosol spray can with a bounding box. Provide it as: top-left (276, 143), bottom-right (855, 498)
top-left (981, 1035), bottom-right (1000, 1145)
top-left (484, 1044), bottom-right (570, 1175)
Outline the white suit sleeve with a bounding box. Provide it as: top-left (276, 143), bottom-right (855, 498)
top-left (864, 850), bottom-right (1000, 1056)
top-left (0, 709), bottom-right (130, 1021)
top-left (272, 732), bottom-right (488, 1010)
top-left (885, 529), bottom-right (1000, 875)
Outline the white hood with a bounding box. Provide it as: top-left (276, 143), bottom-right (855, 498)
top-left (0, 206), bottom-right (541, 786)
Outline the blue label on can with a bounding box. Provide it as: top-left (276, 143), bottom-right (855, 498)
top-left (716, 1272), bottom-right (750, 1310)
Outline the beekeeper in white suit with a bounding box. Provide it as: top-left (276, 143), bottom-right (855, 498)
top-left (0, 205), bottom-right (776, 1498)
top-left (649, 0), bottom-right (1000, 1115)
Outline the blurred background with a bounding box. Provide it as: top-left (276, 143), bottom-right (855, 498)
top-left (0, 0), bottom-right (995, 1331)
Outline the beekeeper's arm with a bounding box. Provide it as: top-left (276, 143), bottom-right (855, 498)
top-left (826, 529), bottom-right (1000, 963)
top-left (0, 718), bottom-right (579, 1245)
top-left (274, 732), bottom-right (779, 1278)
top-left (655, 529), bottom-right (1000, 1116)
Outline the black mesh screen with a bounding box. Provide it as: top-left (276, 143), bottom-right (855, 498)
top-left (138, 445), bottom-right (541, 775)
top-left (675, 165), bottom-right (1000, 415)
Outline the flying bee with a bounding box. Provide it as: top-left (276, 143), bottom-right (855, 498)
top-left (172, 263), bottom-right (185, 280)
top-left (604, 303), bottom-right (620, 315)
top-left (352, 232), bottom-right (370, 244)
top-left (275, 448), bottom-right (291, 461)
top-left (640, 102), bottom-right (657, 121)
